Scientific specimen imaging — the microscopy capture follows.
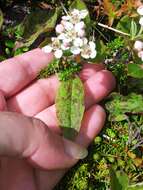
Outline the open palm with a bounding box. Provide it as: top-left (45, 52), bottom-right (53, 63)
top-left (0, 49), bottom-right (115, 190)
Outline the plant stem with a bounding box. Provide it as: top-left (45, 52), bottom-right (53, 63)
top-left (98, 23), bottom-right (130, 37)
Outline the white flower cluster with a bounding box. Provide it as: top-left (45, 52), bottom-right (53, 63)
top-left (137, 5), bottom-right (143, 26)
top-left (134, 40), bottom-right (143, 60)
top-left (42, 9), bottom-right (97, 59)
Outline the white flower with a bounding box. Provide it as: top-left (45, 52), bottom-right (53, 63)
top-left (137, 6), bottom-right (143, 16)
top-left (61, 42), bottom-right (70, 50)
top-left (56, 24), bottom-right (64, 33)
top-left (138, 51), bottom-right (143, 61)
top-left (71, 9), bottom-right (88, 20)
top-left (81, 41), bottom-right (96, 59)
top-left (79, 10), bottom-right (88, 19)
top-left (73, 38), bottom-right (83, 47)
top-left (134, 40), bottom-right (143, 51)
top-left (74, 21), bottom-right (85, 32)
top-left (42, 45), bottom-right (53, 53)
top-left (77, 29), bottom-right (85, 37)
top-left (71, 46), bottom-right (81, 55)
top-left (139, 17), bottom-right (143, 26)
top-left (62, 21), bottom-right (74, 30)
top-left (54, 49), bottom-right (63, 58)
top-left (62, 15), bottom-right (71, 20)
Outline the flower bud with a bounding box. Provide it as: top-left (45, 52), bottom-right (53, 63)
top-left (134, 40), bottom-right (143, 51)
top-left (137, 6), bottom-right (143, 15)
top-left (56, 24), bottom-right (64, 33)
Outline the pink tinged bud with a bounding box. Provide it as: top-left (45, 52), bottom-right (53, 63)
top-left (75, 22), bottom-right (85, 32)
top-left (56, 24), bottom-right (64, 33)
top-left (78, 29), bottom-right (85, 37)
top-left (137, 6), bottom-right (143, 16)
top-left (134, 41), bottom-right (143, 51)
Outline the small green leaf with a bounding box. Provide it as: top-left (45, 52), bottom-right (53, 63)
top-left (128, 64), bottom-right (143, 79)
top-left (56, 76), bottom-right (85, 140)
top-left (110, 169), bottom-right (129, 190)
top-left (93, 40), bottom-right (106, 62)
top-left (70, 0), bottom-right (90, 26)
top-left (5, 40), bottom-right (15, 48)
top-left (0, 9), bottom-right (3, 29)
top-left (130, 20), bottom-right (137, 39)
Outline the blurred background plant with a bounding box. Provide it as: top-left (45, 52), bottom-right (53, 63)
top-left (0, 0), bottom-right (143, 189)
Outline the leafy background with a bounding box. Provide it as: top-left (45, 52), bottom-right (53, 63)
top-left (0, 0), bottom-right (143, 189)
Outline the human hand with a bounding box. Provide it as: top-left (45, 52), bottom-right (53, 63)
top-left (0, 49), bottom-right (115, 190)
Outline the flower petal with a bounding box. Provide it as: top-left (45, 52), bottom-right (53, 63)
top-left (90, 50), bottom-right (97, 59)
top-left (71, 46), bottom-right (81, 55)
top-left (89, 41), bottom-right (96, 50)
top-left (54, 49), bottom-right (63, 59)
top-left (137, 6), bottom-right (143, 16)
top-left (80, 10), bottom-right (88, 19)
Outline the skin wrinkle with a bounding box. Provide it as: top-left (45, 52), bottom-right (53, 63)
top-left (21, 118), bottom-right (43, 159)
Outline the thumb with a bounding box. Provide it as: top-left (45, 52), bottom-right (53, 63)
top-left (0, 112), bottom-right (88, 169)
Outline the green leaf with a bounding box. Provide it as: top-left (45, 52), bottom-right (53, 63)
top-left (128, 64), bottom-right (143, 79)
top-left (110, 169), bottom-right (129, 190)
top-left (93, 40), bottom-right (106, 62)
top-left (20, 8), bottom-right (60, 47)
top-left (130, 20), bottom-right (137, 39)
top-left (56, 77), bottom-right (85, 140)
top-left (0, 9), bottom-right (3, 29)
top-left (128, 183), bottom-right (143, 190)
top-left (70, 0), bottom-right (90, 26)
top-left (116, 15), bottom-right (132, 34)
top-left (106, 93), bottom-right (143, 121)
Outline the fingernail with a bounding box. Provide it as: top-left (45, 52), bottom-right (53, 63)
top-left (63, 138), bottom-right (88, 159)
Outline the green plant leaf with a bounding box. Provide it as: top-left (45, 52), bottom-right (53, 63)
top-left (130, 19), bottom-right (137, 39)
top-left (128, 183), bottom-right (143, 190)
top-left (106, 93), bottom-right (143, 121)
top-left (93, 40), bottom-right (106, 62)
top-left (128, 64), bottom-right (143, 79)
top-left (110, 169), bottom-right (129, 190)
top-left (0, 9), bottom-right (3, 29)
top-left (70, 0), bottom-right (90, 26)
top-left (56, 76), bottom-right (85, 140)
top-left (116, 15), bottom-right (132, 34)
top-left (20, 8), bottom-right (60, 47)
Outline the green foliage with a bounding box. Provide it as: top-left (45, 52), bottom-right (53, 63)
top-left (110, 169), bottom-right (129, 190)
top-left (55, 77), bottom-right (85, 139)
top-left (0, 9), bottom-right (3, 29)
top-left (128, 64), bottom-right (143, 79)
top-left (106, 93), bottom-right (143, 121)
top-left (20, 7), bottom-right (60, 47)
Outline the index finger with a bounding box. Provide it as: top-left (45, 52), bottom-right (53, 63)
top-left (0, 48), bottom-right (53, 97)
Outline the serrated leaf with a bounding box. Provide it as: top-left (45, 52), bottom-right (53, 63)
top-left (128, 64), bottom-right (143, 79)
top-left (110, 169), bottom-right (129, 190)
top-left (70, 0), bottom-right (90, 26)
top-left (56, 77), bottom-right (85, 140)
top-left (20, 8), bottom-right (60, 47)
top-left (0, 9), bottom-right (3, 29)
